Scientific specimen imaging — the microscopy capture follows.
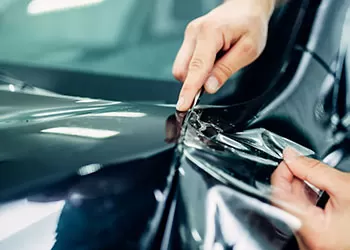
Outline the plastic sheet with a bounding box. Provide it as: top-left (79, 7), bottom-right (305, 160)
top-left (0, 105), bottom-right (319, 250)
top-left (160, 108), bottom-right (318, 250)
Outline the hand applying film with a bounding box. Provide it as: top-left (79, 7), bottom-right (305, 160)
top-left (271, 148), bottom-right (350, 250)
top-left (173, 0), bottom-right (278, 111)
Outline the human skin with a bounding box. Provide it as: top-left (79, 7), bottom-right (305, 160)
top-left (271, 148), bottom-right (350, 250)
top-left (173, 0), bottom-right (284, 111)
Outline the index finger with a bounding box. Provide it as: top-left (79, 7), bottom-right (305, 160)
top-left (176, 31), bottom-right (219, 111)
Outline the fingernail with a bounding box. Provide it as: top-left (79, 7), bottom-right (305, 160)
top-left (205, 76), bottom-right (219, 92)
top-left (176, 96), bottom-right (185, 110)
top-left (283, 147), bottom-right (301, 164)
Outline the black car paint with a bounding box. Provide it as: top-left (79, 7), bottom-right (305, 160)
top-left (0, 92), bottom-right (175, 201)
top-left (0, 0), bottom-right (350, 249)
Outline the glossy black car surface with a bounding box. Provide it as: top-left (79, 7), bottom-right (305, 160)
top-left (0, 0), bottom-right (350, 249)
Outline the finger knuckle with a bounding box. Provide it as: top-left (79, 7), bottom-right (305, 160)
top-left (215, 62), bottom-right (233, 79)
top-left (199, 20), bottom-right (216, 33)
top-left (185, 20), bottom-right (199, 35)
top-left (241, 39), bottom-right (259, 59)
top-left (189, 57), bottom-right (206, 71)
top-left (246, 15), bottom-right (264, 28)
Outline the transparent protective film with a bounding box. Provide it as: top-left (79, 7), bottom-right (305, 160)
top-left (163, 108), bottom-right (319, 250)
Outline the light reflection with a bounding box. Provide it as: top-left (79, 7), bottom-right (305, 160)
top-left (69, 192), bottom-right (84, 203)
top-left (87, 112), bottom-right (146, 118)
top-left (179, 167), bottom-right (185, 176)
top-left (213, 242), bottom-right (224, 250)
top-left (8, 84), bottom-right (15, 92)
top-left (0, 199), bottom-right (64, 241)
top-left (153, 190), bottom-right (165, 202)
top-left (78, 163), bottom-right (102, 176)
top-left (75, 99), bottom-right (122, 105)
top-left (155, 104), bottom-right (177, 108)
top-left (33, 107), bottom-right (103, 117)
top-left (27, 0), bottom-right (104, 15)
top-left (203, 186), bottom-right (302, 250)
top-left (41, 127), bottom-right (120, 139)
top-left (191, 229), bottom-right (202, 242)
top-left (76, 99), bottom-right (101, 103)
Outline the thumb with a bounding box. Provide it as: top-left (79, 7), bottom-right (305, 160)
top-left (205, 36), bottom-right (260, 94)
top-left (283, 147), bottom-right (348, 198)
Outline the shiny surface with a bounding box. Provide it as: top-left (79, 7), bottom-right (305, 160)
top-left (160, 108), bottom-right (316, 250)
top-left (0, 75), bottom-right (335, 250)
top-left (0, 0), bottom-right (305, 106)
top-left (0, 88), bottom-right (177, 250)
top-left (0, 0), bottom-right (221, 82)
top-left (0, 0), bottom-right (350, 249)
top-left (0, 89), bottom-right (318, 250)
top-left (0, 90), bottom-right (175, 200)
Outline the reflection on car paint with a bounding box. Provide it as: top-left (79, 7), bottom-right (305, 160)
top-left (155, 108), bottom-right (317, 250)
top-left (0, 91), bottom-right (319, 250)
top-left (203, 186), bottom-right (300, 250)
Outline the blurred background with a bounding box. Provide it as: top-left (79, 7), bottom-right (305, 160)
top-left (0, 2), bottom-right (349, 250)
top-left (0, 0), bottom-right (348, 104)
top-left (0, 0), bottom-right (222, 81)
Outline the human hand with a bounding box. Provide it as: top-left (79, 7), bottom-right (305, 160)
top-left (271, 147), bottom-right (350, 250)
top-left (173, 0), bottom-right (276, 111)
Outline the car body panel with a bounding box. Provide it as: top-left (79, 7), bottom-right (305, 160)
top-left (0, 94), bottom-right (316, 250)
top-left (0, 90), bottom-right (175, 200)
top-left (0, 0), bottom-right (350, 249)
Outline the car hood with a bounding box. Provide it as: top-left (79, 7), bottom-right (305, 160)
top-left (0, 89), bottom-right (317, 250)
top-left (0, 90), bottom-right (175, 200)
